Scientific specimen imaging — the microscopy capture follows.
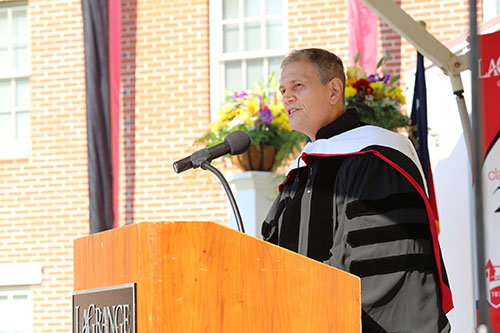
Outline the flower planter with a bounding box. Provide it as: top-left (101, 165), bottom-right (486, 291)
top-left (196, 74), bottom-right (306, 172)
top-left (231, 145), bottom-right (277, 171)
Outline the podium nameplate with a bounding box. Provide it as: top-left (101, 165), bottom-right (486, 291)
top-left (72, 283), bottom-right (136, 333)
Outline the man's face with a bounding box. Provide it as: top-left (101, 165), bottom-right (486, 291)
top-left (279, 59), bottom-right (342, 141)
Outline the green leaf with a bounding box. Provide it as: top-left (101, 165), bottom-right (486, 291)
top-left (354, 52), bottom-right (360, 64)
top-left (390, 74), bottom-right (400, 84)
top-left (377, 52), bottom-right (391, 69)
top-left (384, 52), bottom-right (391, 62)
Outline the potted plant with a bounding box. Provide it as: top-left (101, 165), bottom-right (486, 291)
top-left (345, 53), bottom-right (410, 131)
top-left (198, 74), bottom-right (306, 171)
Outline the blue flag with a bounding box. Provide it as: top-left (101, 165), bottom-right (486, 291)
top-left (409, 53), bottom-right (440, 231)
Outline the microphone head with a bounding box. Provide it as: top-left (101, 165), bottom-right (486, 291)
top-left (224, 131), bottom-right (251, 155)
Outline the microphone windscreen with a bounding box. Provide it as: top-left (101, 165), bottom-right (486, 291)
top-left (225, 131), bottom-right (251, 155)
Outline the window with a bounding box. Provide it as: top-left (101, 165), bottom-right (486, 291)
top-left (0, 288), bottom-right (33, 333)
top-left (0, 263), bottom-right (42, 333)
top-left (210, 0), bottom-right (287, 116)
top-left (0, 2), bottom-right (30, 159)
top-left (484, 0), bottom-right (500, 21)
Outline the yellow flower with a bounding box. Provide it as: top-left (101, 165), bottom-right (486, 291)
top-left (369, 81), bottom-right (382, 90)
top-left (271, 113), bottom-right (286, 125)
top-left (369, 81), bottom-right (384, 98)
top-left (385, 86), bottom-right (405, 104)
top-left (239, 112), bottom-right (250, 122)
top-left (346, 78), bottom-right (357, 87)
top-left (394, 86), bottom-right (406, 104)
top-left (269, 103), bottom-right (283, 117)
top-left (233, 107), bottom-right (243, 117)
top-left (245, 98), bottom-right (260, 115)
top-left (245, 118), bottom-right (255, 126)
top-left (280, 122), bottom-right (292, 131)
top-left (345, 86), bottom-right (357, 98)
top-left (209, 118), bottom-right (223, 132)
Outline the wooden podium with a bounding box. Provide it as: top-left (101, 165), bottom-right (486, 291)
top-left (74, 222), bottom-right (361, 332)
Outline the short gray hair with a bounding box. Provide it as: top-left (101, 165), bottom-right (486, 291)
top-left (281, 48), bottom-right (346, 87)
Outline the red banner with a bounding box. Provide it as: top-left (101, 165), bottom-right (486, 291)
top-left (347, 0), bottom-right (378, 73)
top-left (109, 0), bottom-right (121, 228)
top-left (479, 30), bottom-right (500, 331)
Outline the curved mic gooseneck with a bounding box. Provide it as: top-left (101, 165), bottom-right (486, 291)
top-left (173, 131), bottom-right (250, 234)
top-left (200, 161), bottom-right (245, 233)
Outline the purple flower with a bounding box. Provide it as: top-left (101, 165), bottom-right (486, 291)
top-left (367, 74), bottom-right (377, 82)
top-left (382, 73), bottom-right (391, 84)
top-left (259, 107), bottom-right (275, 124)
top-left (234, 90), bottom-right (248, 98)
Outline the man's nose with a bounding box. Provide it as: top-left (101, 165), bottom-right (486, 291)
top-left (283, 91), bottom-right (296, 104)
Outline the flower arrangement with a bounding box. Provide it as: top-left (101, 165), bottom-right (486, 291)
top-left (345, 53), bottom-right (410, 131)
top-left (197, 74), bottom-right (306, 171)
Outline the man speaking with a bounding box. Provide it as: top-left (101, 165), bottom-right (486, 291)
top-left (262, 48), bottom-right (453, 332)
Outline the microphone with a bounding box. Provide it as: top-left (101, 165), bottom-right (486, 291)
top-left (173, 131), bottom-right (251, 174)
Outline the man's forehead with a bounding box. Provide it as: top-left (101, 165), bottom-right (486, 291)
top-left (280, 60), bottom-right (315, 84)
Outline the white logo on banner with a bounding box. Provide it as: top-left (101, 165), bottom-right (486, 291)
top-left (479, 56), bottom-right (500, 79)
top-left (483, 139), bottom-right (500, 308)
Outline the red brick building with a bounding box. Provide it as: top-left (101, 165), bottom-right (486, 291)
top-left (0, 0), bottom-right (497, 330)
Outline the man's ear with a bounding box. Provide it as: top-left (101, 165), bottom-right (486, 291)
top-left (328, 78), bottom-right (344, 105)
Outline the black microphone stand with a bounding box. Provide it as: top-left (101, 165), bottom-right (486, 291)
top-left (200, 161), bottom-right (245, 234)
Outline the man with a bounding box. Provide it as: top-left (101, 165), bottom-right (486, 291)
top-left (261, 48), bottom-right (453, 332)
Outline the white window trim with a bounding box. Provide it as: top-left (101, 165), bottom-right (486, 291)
top-left (0, 2), bottom-right (31, 160)
top-left (0, 263), bottom-right (43, 286)
top-left (209, 0), bottom-right (288, 120)
top-left (483, 0), bottom-right (500, 22)
top-left (0, 286), bottom-right (34, 332)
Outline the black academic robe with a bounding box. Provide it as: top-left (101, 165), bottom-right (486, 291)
top-left (262, 111), bottom-right (453, 332)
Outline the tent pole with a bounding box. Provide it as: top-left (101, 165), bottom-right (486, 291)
top-left (450, 74), bottom-right (473, 164)
top-left (468, 0), bottom-right (490, 330)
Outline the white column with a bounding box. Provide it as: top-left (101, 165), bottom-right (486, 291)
top-left (227, 171), bottom-right (285, 238)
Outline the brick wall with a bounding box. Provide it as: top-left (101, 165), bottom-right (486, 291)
top-left (121, 0), bottom-right (138, 225)
top-left (123, 0), bottom-right (232, 225)
top-left (288, 0), bottom-right (350, 63)
top-left (0, 0), bottom-right (88, 330)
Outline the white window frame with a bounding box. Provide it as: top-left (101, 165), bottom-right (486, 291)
top-left (0, 263), bottom-right (42, 333)
top-left (0, 1), bottom-right (31, 160)
top-left (0, 287), bottom-right (34, 333)
top-left (483, 0), bottom-right (500, 22)
top-left (209, 0), bottom-right (288, 119)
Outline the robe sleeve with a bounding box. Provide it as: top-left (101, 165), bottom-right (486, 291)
top-left (327, 152), bottom-right (450, 332)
